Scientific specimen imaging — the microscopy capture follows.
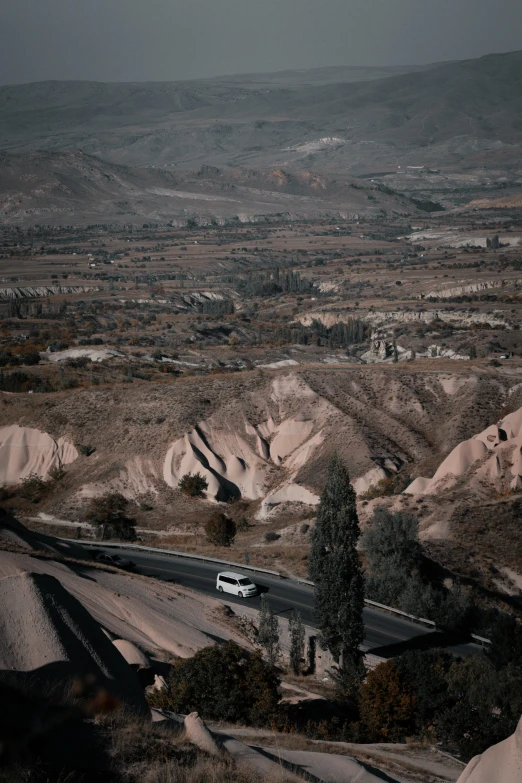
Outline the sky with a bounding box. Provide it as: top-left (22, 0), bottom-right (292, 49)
top-left (1, 0), bottom-right (521, 85)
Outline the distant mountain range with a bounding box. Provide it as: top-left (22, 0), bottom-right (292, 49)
top-left (1, 51), bottom-right (521, 223)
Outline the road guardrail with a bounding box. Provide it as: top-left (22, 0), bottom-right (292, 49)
top-left (63, 538), bottom-right (282, 577)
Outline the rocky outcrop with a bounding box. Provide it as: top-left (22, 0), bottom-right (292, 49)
top-left (405, 404), bottom-right (522, 495)
top-left (299, 308), bottom-right (512, 330)
top-left (365, 309), bottom-right (511, 329)
top-left (163, 376), bottom-right (328, 507)
top-left (0, 425), bottom-right (78, 485)
top-left (421, 279), bottom-right (520, 300)
top-left (0, 286), bottom-right (99, 300)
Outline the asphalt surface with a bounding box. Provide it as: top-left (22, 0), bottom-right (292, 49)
top-left (101, 547), bottom-right (481, 658)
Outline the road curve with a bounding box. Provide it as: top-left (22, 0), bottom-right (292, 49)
top-left (102, 547), bottom-right (481, 658)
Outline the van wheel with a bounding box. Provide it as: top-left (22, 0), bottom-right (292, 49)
top-left (238, 591), bottom-right (243, 598)
top-left (218, 586), bottom-right (223, 592)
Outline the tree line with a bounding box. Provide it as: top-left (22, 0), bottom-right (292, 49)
top-left (275, 318), bottom-right (368, 348)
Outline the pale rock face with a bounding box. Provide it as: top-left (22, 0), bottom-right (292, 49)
top-left (0, 285), bottom-right (99, 300)
top-left (404, 404), bottom-right (522, 495)
top-left (163, 377), bottom-right (329, 508)
top-left (457, 716), bottom-right (522, 783)
top-left (183, 712), bottom-right (222, 756)
top-left (112, 639), bottom-right (151, 668)
top-left (0, 425), bottom-right (78, 485)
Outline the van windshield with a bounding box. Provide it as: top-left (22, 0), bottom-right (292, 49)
top-left (238, 578), bottom-right (252, 586)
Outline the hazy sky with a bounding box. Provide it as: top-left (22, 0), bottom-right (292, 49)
top-left (1, 0), bottom-right (521, 85)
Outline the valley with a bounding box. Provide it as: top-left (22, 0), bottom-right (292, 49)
top-left (1, 45), bottom-right (522, 783)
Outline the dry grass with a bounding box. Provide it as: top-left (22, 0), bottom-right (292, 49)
top-left (99, 710), bottom-right (296, 783)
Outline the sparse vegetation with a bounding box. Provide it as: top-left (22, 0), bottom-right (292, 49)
top-left (19, 473), bottom-right (47, 503)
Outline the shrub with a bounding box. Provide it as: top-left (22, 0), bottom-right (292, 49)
top-left (151, 641), bottom-right (280, 725)
top-left (86, 492), bottom-right (137, 541)
top-left (48, 463), bottom-right (66, 482)
top-left (264, 531), bottom-right (280, 542)
top-left (435, 655), bottom-right (522, 760)
top-left (64, 356), bottom-right (91, 369)
top-left (77, 443), bottom-right (96, 457)
top-left (359, 660), bottom-right (416, 741)
top-left (178, 472), bottom-right (208, 498)
top-left (400, 578), bottom-right (470, 631)
top-left (330, 655), bottom-right (365, 702)
top-left (19, 472), bottom-right (47, 502)
top-left (204, 512), bottom-right (236, 547)
top-left (235, 516), bottom-right (249, 532)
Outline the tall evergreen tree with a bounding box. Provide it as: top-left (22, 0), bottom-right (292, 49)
top-left (309, 455), bottom-right (364, 662)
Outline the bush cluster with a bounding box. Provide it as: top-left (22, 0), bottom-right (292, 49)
top-left (150, 641), bottom-right (280, 726)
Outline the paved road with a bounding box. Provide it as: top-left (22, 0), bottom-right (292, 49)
top-left (101, 547), bottom-right (481, 658)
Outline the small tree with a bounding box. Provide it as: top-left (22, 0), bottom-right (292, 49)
top-left (204, 512), bottom-right (236, 547)
top-left (86, 492), bottom-right (137, 541)
top-left (19, 473), bottom-right (47, 503)
top-left (359, 660), bottom-right (417, 741)
top-left (309, 455), bottom-right (364, 664)
top-left (178, 472), bottom-right (208, 497)
top-left (258, 594), bottom-right (280, 666)
top-left (289, 610), bottom-right (305, 675)
top-left (330, 655), bottom-right (366, 701)
top-left (152, 641), bottom-right (280, 725)
top-left (363, 507), bottom-right (421, 605)
top-left (48, 463), bottom-right (66, 482)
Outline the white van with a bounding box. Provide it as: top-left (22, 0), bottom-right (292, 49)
top-left (216, 571), bottom-right (257, 598)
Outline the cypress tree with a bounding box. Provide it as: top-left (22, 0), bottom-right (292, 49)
top-left (258, 594), bottom-right (280, 666)
top-left (289, 610), bottom-right (305, 675)
top-left (309, 455), bottom-right (364, 662)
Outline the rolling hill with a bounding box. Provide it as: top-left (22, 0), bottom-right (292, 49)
top-left (1, 50), bottom-right (521, 175)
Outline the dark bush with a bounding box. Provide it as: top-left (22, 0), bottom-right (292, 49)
top-left (86, 493), bottom-right (137, 541)
top-left (264, 531), bottom-right (280, 542)
top-left (77, 444), bottom-right (96, 457)
top-left (204, 512), bottom-right (236, 547)
top-left (151, 641), bottom-right (280, 725)
top-left (178, 472), bottom-right (208, 498)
